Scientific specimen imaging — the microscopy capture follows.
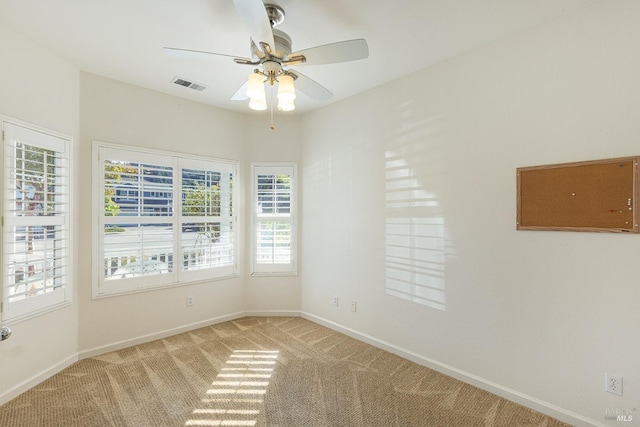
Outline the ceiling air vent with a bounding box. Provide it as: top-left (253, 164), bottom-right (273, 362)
top-left (172, 77), bottom-right (207, 92)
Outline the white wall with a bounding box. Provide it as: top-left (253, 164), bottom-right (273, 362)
top-left (77, 73), bottom-right (252, 353)
top-left (243, 115), bottom-right (303, 314)
top-left (301, 2), bottom-right (640, 425)
top-left (0, 24), bottom-right (80, 401)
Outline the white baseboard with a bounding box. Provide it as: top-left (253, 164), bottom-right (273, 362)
top-left (301, 312), bottom-right (604, 427)
top-left (1, 310), bottom-right (604, 427)
top-left (2, 310), bottom-right (288, 405)
top-left (245, 309), bottom-right (301, 317)
top-left (79, 311), bottom-right (248, 359)
top-left (0, 354), bottom-right (78, 406)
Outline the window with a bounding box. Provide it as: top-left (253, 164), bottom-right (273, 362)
top-left (93, 142), bottom-right (237, 297)
top-left (251, 163), bottom-right (297, 275)
top-left (2, 119), bottom-right (72, 322)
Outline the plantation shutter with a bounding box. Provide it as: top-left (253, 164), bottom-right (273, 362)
top-left (94, 142), bottom-right (238, 297)
top-left (180, 158), bottom-right (235, 280)
top-left (2, 122), bottom-right (70, 321)
top-left (252, 164), bottom-right (296, 275)
top-left (98, 147), bottom-right (177, 294)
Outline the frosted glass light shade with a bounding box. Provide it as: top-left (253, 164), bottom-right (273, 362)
top-left (277, 98), bottom-right (295, 111)
top-left (246, 73), bottom-right (267, 110)
top-left (249, 96), bottom-right (267, 111)
top-left (277, 75), bottom-right (296, 101)
top-left (277, 74), bottom-right (295, 111)
top-left (246, 73), bottom-right (266, 98)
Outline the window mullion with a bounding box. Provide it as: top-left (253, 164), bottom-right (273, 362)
top-left (94, 142), bottom-right (237, 297)
top-left (174, 157), bottom-right (181, 282)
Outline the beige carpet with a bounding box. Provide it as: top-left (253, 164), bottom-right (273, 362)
top-left (0, 317), bottom-right (571, 426)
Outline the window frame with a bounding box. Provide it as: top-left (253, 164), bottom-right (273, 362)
top-left (92, 141), bottom-right (238, 298)
top-left (1, 116), bottom-right (73, 323)
top-left (250, 162), bottom-right (297, 276)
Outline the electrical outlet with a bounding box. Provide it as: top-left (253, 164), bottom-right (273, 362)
top-left (186, 296), bottom-right (194, 307)
top-left (351, 300), bottom-right (357, 312)
top-left (331, 296), bottom-right (339, 307)
top-left (605, 373), bottom-right (623, 396)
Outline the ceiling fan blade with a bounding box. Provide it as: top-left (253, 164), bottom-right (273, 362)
top-left (288, 39), bottom-right (369, 66)
top-left (231, 80), bottom-right (249, 101)
top-left (288, 70), bottom-right (333, 102)
top-left (163, 47), bottom-right (250, 62)
top-left (232, 0), bottom-right (275, 53)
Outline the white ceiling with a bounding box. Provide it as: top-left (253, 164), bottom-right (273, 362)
top-left (0, 0), bottom-right (596, 114)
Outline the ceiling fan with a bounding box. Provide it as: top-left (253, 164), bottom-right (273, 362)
top-left (164, 0), bottom-right (369, 115)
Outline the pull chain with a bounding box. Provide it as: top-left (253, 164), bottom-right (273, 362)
top-left (269, 84), bottom-right (275, 130)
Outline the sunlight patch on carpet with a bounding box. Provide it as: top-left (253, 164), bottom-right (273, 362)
top-left (186, 349), bottom-right (279, 427)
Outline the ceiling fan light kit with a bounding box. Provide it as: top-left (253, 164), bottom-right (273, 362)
top-left (247, 72), bottom-right (268, 110)
top-left (276, 74), bottom-right (296, 111)
top-left (164, 0), bottom-right (369, 127)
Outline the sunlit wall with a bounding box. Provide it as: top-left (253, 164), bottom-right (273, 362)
top-left (301, 2), bottom-right (640, 424)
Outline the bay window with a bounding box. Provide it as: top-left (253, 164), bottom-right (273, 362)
top-left (93, 142), bottom-right (237, 297)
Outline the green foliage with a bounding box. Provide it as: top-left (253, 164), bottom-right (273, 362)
top-left (183, 182), bottom-right (223, 242)
top-left (183, 182), bottom-right (221, 216)
top-left (103, 162), bottom-right (138, 216)
top-left (104, 197), bottom-right (120, 216)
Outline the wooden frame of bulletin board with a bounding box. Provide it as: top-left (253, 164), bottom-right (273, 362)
top-left (517, 156), bottom-right (639, 233)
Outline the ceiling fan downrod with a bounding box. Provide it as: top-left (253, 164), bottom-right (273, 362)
top-left (265, 4), bottom-right (285, 27)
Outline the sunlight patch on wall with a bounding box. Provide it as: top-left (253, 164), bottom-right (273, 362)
top-left (385, 216), bottom-right (446, 311)
top-left (186, 350), bottom-right (279, 426)
top-left (384, 118), bottom-right (447, 311)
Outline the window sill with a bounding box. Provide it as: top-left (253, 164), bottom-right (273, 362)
top-left (92, 273), bottom-right (240, 300)
top-left (249, 271), bottom-right (298, 278)
top-left (1, 300), bottom-right (72, 326)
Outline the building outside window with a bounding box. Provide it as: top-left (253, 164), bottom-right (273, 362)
top-left (93, 142), bottom-right (237, 297)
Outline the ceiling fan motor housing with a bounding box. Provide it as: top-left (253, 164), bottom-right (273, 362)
top-left (272, 29), bottom-right (292, 57)
top-left (249, 29), bottom-right (291, 60)
top-left (265, 4), bottom-right (291, 58)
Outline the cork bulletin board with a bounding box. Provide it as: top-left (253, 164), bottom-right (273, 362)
top-left (517, 157), bottom-right (639, 232)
